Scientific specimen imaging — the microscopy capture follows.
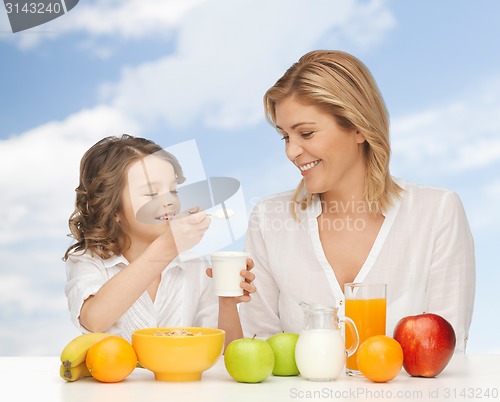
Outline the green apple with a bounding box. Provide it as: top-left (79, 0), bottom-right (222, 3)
top-left (266, 332), bottom-right (300, 376)
top-left (224, 337), bottom-right (274, 383)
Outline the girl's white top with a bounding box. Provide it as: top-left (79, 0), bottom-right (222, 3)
top-left (239, 179), bottom-right (475, 352)
top-left (65, 252), bottom-right (218, 341)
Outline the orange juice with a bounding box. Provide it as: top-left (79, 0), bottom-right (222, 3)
top-left (345, 298), bottom-right (386, 371)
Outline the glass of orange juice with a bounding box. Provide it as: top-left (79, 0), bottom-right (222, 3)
top-left (344, 282), bottom-right (387, 376)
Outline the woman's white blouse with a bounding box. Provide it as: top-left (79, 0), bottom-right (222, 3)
top-left (65, 252), bottom-right (218, 341)
top-left (239, 179), bottom-right (475, 352)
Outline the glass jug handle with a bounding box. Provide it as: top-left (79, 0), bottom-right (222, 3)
top-left (339, 316), bottom-right (359, 357)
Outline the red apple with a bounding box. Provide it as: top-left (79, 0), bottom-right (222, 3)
top-left (393, 313), bottom-right (456, 377)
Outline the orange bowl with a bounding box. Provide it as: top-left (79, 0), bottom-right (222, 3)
top-left (131, 327), bottom-right (225, 381)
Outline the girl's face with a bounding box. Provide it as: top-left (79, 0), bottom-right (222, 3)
top-left (118, 155), bottom-right (181, 243)
top-left (274, 96), bottom-right (367, 196)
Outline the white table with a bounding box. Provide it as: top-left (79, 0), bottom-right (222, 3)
top-left (2, 354), bottom-right (499, 402)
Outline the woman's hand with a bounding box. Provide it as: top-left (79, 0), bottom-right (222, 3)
top-left (207, 257), bottom-right (256, 304)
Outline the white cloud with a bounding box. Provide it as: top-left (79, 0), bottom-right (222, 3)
top-left (389, 78), bottom-right (500, 235)
top-left (59, 0), bottom-right (206, 38)
top-left (106, 0), bottom-right (395, 129)
top-left (484, 180), bottom-right (500, 196)
top-left (391, 77), bottom-right (500, 175)
top-left (0, 105), bottom-right (140, 245)
top-left (0, 273), bottom-right (66, 313)
top-left (338, 0), bottom-right (397, 50)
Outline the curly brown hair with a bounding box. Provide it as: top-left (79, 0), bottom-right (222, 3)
top-left (63, 134), bottom-right (185, 260)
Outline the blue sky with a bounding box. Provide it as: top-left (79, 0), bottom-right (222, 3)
top-left (1, 0), bottom-right (499, 355)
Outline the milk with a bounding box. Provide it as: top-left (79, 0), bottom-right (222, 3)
top-left (295, 329), bottom-right (346, 381)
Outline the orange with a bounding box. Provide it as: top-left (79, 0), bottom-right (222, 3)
top-left (86, 336), bottom-right (137, 383)
top-left (356, 335), bottom-right (403, 383)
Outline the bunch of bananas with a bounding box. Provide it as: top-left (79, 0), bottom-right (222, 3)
top-left (59, 332), bottom-right (111, 382)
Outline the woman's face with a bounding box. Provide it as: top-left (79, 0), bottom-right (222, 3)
top-left (118, 155), bottom-right (181, 243)
top-left (274, 97), bottom-right (367, 196)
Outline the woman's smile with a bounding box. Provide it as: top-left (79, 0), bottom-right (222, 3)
top-left (296, 159), bottom-right (321, 175)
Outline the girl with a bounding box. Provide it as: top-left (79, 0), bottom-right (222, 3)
top-left (64, 134), bottom-right (255, 346)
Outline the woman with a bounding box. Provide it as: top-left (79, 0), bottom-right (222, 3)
top-left (239, 50), bottom-right (475, 352)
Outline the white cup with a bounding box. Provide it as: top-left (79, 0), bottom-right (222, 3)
top-left (210, 251), bottom-right (249, 297)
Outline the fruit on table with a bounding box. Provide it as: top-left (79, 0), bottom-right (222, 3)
top-left (393, 313), bottom-right (456, 377)
top-left (60, 332), bottom-right (112, 368)
top-left (85, 336), bottom-right (137, 383)
top-left (224, 336), bottom-right (275, 383)
top-left (266, 332), bottom-right (300, 376)
top-left (59, 361), bottom-right (92, 382)
top-left (356, 335), bottom-right (403, 383)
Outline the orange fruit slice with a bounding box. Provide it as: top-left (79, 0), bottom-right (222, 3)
top-left (356, 335), bottom-right (403, 383)
top-left (86, 335), bottom-right (137, 383)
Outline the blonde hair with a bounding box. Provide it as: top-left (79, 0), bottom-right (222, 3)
top-left (63, 134), bottom-right (185, 260)
top-left (264, 50), bottom-right (401, 215)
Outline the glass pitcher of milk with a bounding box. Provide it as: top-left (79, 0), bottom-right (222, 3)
top-left (295, 302), bottom-right (359, 381)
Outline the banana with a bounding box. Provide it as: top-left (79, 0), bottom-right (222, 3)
top-left (60, 332), bottom-right (111, 368)
top-left (60, 362), bottom-right (92, 382)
